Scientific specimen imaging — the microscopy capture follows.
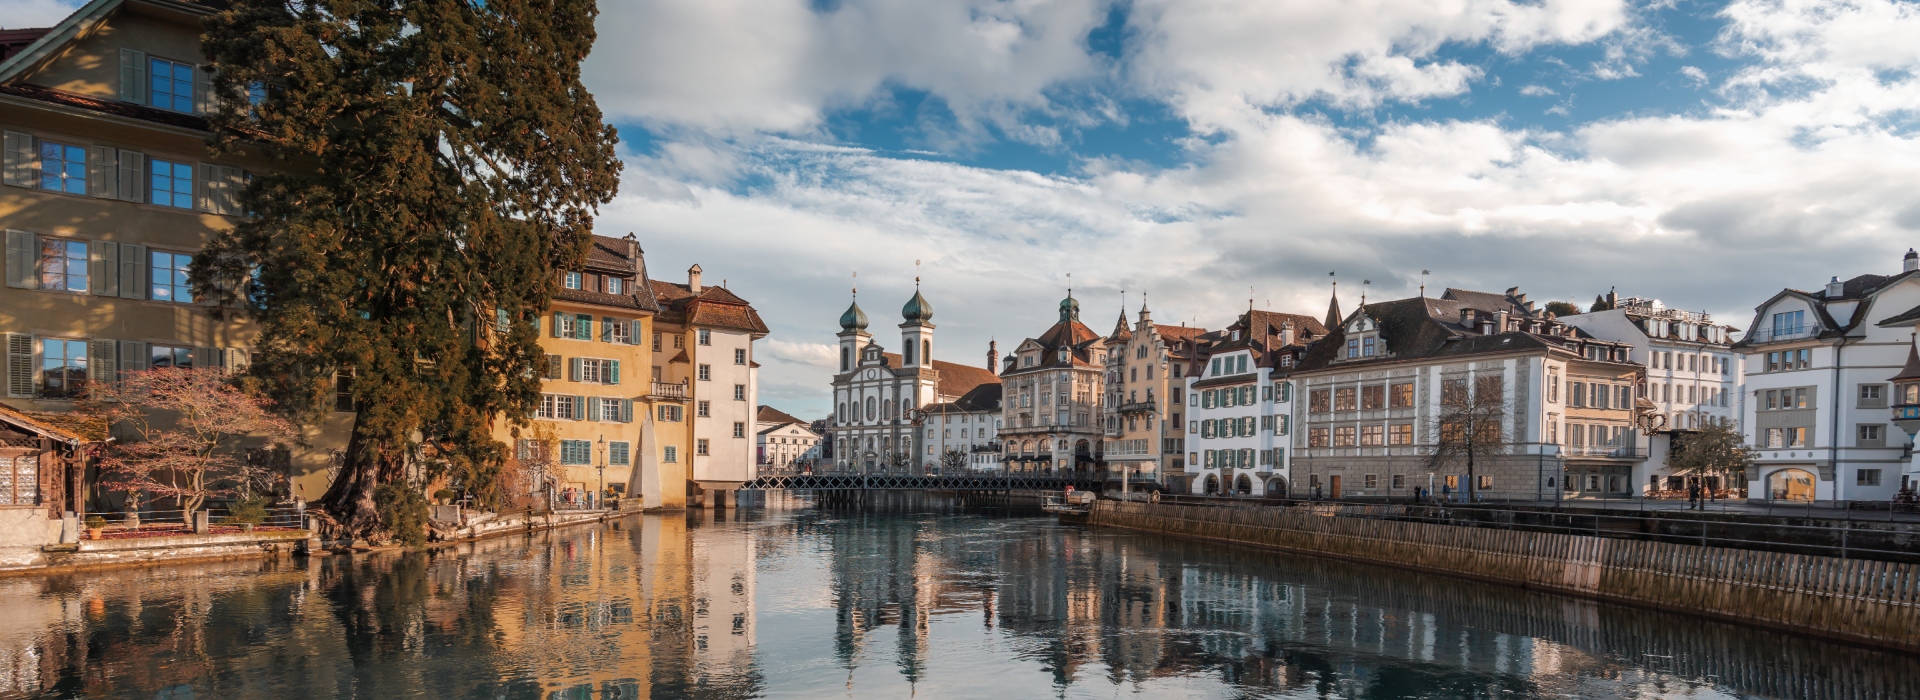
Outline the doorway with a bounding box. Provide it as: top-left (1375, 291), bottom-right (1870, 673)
top-left (1329, 475), bottom-right (1342, 497)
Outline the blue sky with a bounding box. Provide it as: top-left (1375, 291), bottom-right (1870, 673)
top-left (9, 0), bottom-right (1917, 417)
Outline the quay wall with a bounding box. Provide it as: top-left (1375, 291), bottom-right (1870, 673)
top-left (1088, 499), bottom-right (1920, 653)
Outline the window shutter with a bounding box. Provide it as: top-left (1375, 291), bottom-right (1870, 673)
top-left (194, 65), bottom-right (212, 115)
top-left (552, 312), bottom-right (564, 337)
top-left (89, 240), bottom-right (118, 296)
top-left (569, 357), bottom-right (582, 382)
top-left (89, 146), bottom-right (115, 198)
top-left (226, 348), bottom-right (249, 374)
top-left (5, 229), bottom-right (33, 289)
top-left (196, 162), bottom-right (212, 212)
top-left (576, 314), bottom-right (592, 341)
top-left (609, 360), bottom-right (620, 385)
top-left (6, 333), bottom-right (33, 398)
top-left (587, 397), bottom-right (601, 422)
top-left (195, 347), bottom-right (219, 369)
top-left (119, 49), bottom-right (147, 103)
top-left (573, 396), bottom-right (586, 421)
top-left (88, 340), bottom-right (117, 384)
top-left (621, 399), bottom-right (633, 423)
top-left (119, 340), bottom-right (147, 380)
top-left (118, 243), bottom-right (146, 299)
top-left (116, 150), bottom-right (144, 202)
top-left (2, 131), bottom-right (35, 188)
top-left (223, 167), bottom-right (245, 214)
top-left (600, 316), bottom-right (612, 343)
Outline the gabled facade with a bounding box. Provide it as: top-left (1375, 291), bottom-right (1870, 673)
top-left (650, 265), bottom-right (769, 507)
top-left (755, 405), bottom-right (820, 472)
top-left (919, 382), bottom-right (1003, 473)
top-left (1181, 309), bottom-right (1324, 496)
top-left (1100, 300), bottom-right (1210, 491)
top-left (0, 0), bottom-right (350, 504)
top-left (1735, 250), bottom-right (1920, 502)
top-left (999, 295), bottom-right (1107, 476)
top-left (1290, 288), bottom-right (1646, 500)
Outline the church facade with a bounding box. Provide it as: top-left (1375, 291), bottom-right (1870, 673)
top-left (828, 287), bottom-right (1000, 474)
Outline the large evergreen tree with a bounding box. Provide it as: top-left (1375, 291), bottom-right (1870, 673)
top-left (194, 0), bottom-right (621, 538)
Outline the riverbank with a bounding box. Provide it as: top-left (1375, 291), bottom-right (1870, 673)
top-left (1087, 499), bottom-right (1920, 653)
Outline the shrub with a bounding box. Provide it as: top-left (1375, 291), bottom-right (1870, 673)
top-left (84, 515), bottom-right (106, 530)
top-left (375, 484), bottom-right (430, 547)
top-left (224, 495), bottom-right (271, 525)
top-left (433, 488), bottom-right (457, 504)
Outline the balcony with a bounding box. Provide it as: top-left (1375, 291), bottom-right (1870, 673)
top-left (1562, 445), bottom-right (1648, 459)
top-left (648, 382), bottom-right (690, 401)
top-left (1116, 400), bottom-right (1157, 415)
top-left (1745, 324), bottom-right (1815, 344)
top-left (1893, 405), bottom-right (1920, 421)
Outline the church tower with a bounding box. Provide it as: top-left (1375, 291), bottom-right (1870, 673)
top-left (901, 282), bottom-right (934, 369)
top-left (838, 291), bottom-right (869, 373)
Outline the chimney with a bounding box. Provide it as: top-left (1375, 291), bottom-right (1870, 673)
top-left (1906, 248), bottom-right (1917, 272)
top-left (1494, 309), bottom-right (1509, 333)
top-left (987, 340), bottom-right (998, 372)
top-left (624, 234), bottom-right (639, 275)
top-left (1460, 308), bottom-right (1475, 327)
top-left (1827, 276), bottom-right (1845, 298)
top-left (1280, 319), bottom-right (1295, 348)
top-left (688, 264), bottom-right (703, 293)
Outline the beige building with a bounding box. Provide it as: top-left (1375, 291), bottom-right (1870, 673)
top-left (1100, 300), bottom-right (1210, 490)
top-left (0, 0), bottom-right (350, 504)
top-left (999, 295), bottom-right (1108, 477)
top-left (755, 405), bottom-right (820, 471)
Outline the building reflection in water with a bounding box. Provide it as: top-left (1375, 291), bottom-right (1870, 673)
top-left (0, 494), bottom-right (1915, 699)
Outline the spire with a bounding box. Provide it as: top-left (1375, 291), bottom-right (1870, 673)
top-left (1325, 281), bottom-right (1343, 330)
top-left (840, 277), bottom-right (868, 331)
top-left (1893, 333), bottom-right (1920, 383)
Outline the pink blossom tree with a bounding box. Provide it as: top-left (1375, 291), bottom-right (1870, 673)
top-left (82, 367), bottom-right (297, 523)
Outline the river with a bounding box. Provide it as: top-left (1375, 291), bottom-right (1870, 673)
top-left (1, 497), bottom-right (1914, 699)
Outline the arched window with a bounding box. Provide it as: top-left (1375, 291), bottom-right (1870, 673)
top-left (923, 340), bottom-right (930, 362)
top-left (837, 403), bottom-right (846, 422)
top-left (841, 347), bottom-right (850, 371)
top-left (904, 342), bottom-right (915, 365)
top-left (865, 397), bottom-right (876, 421)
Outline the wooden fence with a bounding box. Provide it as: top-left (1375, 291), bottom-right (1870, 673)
top-left (1090, 499), bottom-right (1920, 652)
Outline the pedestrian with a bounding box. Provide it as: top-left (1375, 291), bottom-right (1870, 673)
top-left (1687, 481), bottom-right (1701, 510)
top-left (1441, 482), bottom-right (1451, 503)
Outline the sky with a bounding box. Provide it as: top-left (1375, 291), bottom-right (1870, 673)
top-left (9, 0), bottom-right (1920, 419)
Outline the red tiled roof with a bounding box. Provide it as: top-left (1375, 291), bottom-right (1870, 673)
top-left (649, 280), bottom-right (769, 334)
top-left (877, 353), bottom-right (1001, 400)
top-left (0, 83), bottom-right (209, 131)
top-left (1036, 319), bottom-right (1100, 349)
top-left (0, 404), bottom-right (104, 444)
top-left (756, 405), bottom-right (804, 426)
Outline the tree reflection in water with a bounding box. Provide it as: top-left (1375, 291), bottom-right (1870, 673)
top-left (0, 496), bottom-right (1915, 699)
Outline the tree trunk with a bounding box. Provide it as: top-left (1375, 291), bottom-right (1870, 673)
top-left (315, 420), bottom-right (403, 540)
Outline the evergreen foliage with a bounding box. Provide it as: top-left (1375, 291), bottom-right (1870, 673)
top-left (375, 483), bottom-right (430, 547)
top-left (194, 0), bottom-right (622, 538)
top-left (1590, 294), bottom-right (1615, 312)
top-left (1543, 300), bottom-right (1581, 317)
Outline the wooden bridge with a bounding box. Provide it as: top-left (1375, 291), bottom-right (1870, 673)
top-left (740, 473), bottom-right (1101, 491)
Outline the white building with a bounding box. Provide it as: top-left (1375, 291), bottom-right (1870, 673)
top-left (650, 266), bottom-right (769, 507)
top-left (756, 406), bottom-right (821, 471)
top-left (1559, 293), bottom-right (1743, 495)
top-left (1182, 310), bottom-right (1320, 496)
top-left (829, 287), bottom-right (1000, 473)
top-left (1735, 250), bottom-right (1920, 502)
top-left (919, 383), bottom-right (1003, 473)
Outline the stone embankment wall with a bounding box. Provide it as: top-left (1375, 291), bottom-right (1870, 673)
top-left (1089, 500), bottom-right (1920, 652)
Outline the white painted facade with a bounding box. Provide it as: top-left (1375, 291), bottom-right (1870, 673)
top-left (757, 421), bottom-right (820, 470)
top-left (1183, 346), bottom-right (1291, 496)
top-left (691, 326), bottom-right (758, 484)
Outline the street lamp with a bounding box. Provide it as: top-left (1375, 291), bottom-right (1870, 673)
top-left (595, 434), bottom-right (606, 511)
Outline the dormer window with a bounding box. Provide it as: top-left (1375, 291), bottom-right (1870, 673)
top-left (1058, 348), bottom-right (1070, 363)
top-left (1363, 337), bottom-right (1376, 357)
top-left (607, 276), bottom-right (624, 294)
top-left (564, 272), bottom-right (583, 290)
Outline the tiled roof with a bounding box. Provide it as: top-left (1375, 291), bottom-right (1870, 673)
top-left (649, 280), bottom-right (769, 334)
top-left (923, 383), bottom-right (1003, 414)
top-left (0, 404), bottom-right (104, 444)
top-left (756, 405), bottom-right (804, 426)
top-left (876, 353), bottom-right (1002, 400)
top-left (553, 235), bottom-right (660, 312)
top-left (1154, 324), bottom-right (1209, 344)
top-left (0, 83), bottom-right (209, 131)
top-left (1295, 294), bottom-right (1607, 372)
top-left (1036, 319), bottom-right (1100, 349)
top-left (1441, 287), bottom-right (1539, 317)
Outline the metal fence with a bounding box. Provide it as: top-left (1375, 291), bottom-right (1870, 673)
top-left (1141, 493), bottom-right (1920, 564)
top-left (83, 504), bottom-right (308, 531)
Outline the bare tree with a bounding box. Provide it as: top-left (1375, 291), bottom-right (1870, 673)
top-left (1427, 375), bottom-right (1509, 501)
top-left (82, 367), bottom-right (296, 523)
top-left (940, 449), bottom-right (968, 475)
top-left (1669, 417), bottom-right (1754, 496)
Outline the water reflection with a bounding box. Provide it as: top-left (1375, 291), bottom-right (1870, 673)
top-left (1, 498), bottom-right (1915, 699)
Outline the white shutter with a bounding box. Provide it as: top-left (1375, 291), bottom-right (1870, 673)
top-left (89, 146), bottom-right (116, 198)
top-left (5, 229), bottom-right (33, 289)
top-left (196, 162), bottom-right (212, 212)
top-left (221, 166), bottom-right (245, 214)
top-left (2, 131), bottom-right (35, 188)
top-left (587, 397), bottom-right (601, 422)
top-left (117, 150), bottom-right (144, 202)
top-left (119, 49), bottom-right (148, 104)
top-left (119, 340), bottom-right (147, 380)
top-left (118, 243), bottom-right (147, 299)
top-left (5, 333), bottom-right (32, 398)
top-left (89, 240), bottom-right (118, 296)
top-left (194, 346), bottom-right (218, 370)
top-left (194, 65), bottom-right (212, 115)
top-left (225, 348), bottom-right (249, 374)
top-left (88, 340), bottom-right (117, 384)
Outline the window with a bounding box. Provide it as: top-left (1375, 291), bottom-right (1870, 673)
top-left (1362, 337), bottom-right (1376, 357)
top-left (698, 364), bottom-right (711, 381)
top-left (1309, 389), bottom-right (1330, 412)
top-left (334, 371), bottom-right (354, 411)
top-left (1361, 385), bottom-right (1384, 410)
top-left (653, 333), bottom-right (662, 352)
top-left (0, 454), bottom-right (40, 507)
top-left (149, 250), bottom-right (194, 303)
top-left (148, 57), bottom-right (195, 112)
top-left (699, 329), bottom-right (712, 345)
top-left (559, 439), bottom-right (591, 465)
top-left (1390, 382), bottom-right (1414, 408)
top-left (609, 441), bottom-right (630, 466)
top-left (663, 446), bottom-right (678, 463)
top-left (658, 405), bottom-right (684, 422)
top-left (1309, 427), bottom-right (1329, 447)
top-left (149, 159), bottom-right (193, 209)
top-left (1568, 381), bottom-right (1585, 408)
top-left (39, 338), bottom-right (87, 398)
top-left (734, 384), bottom-right (746, 401)
top-left (1360, 425), bottom-right (1384, 446)
top-left (1389, 423), bottom-right (1413, 445)
top-left (1857, 469), bottom-right (1882, 487)
top-left (37, 238), bottom-right (88, 292)
top-left (1334, 387), bottom-right (1356, 411)
top-left (515, 439), bottom-right (547, 462)
top-left (1770, 310), bottom-right (1805, 338)
top-left (574, 358), bottom-right (619, 385)
top-left (38, 140), bottom-right (85, 194)
top-left (150, 344), bottom-right (193, 369)
top-left (606, 277), bottom-right (624, 294)
top-left (1346, 339), bottom-right (1359, 358)
top-left (1478, 475), bottom-right (1493, 490)
top-left (1858, 424), bottom-right (1884, 446)
top-left (734, 348), bottom-right (747, 365)
top-left (674, 335), bottom-right (684, 348)
top-left (697, 439), bottom-right (710, 456)
top-left (697, 400), bottom-right (710, 417)
top-left (1333, 426), bottom-right (1356, 446)
top-left (733, 422), bottom-right (746, 438)
top-left (1392, 474), bottom-right (1405, 489)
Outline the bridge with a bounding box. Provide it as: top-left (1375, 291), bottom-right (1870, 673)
top-left (740, 473), bottom-right (1104, 491)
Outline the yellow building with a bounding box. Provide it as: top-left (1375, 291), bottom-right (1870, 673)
top-left (499, 234), bottom-right (690, 510)
top-left (0, 0), bottom-right (351, 503)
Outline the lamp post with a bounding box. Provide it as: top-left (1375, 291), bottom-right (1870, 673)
top-left (595, 434), bottom-right (606, 511)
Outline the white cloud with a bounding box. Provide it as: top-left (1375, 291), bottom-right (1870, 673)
top-left (1680, 65), bottom-right (1709, 85)
top-left (0, 0), bottom-right (82, 28)
top-left (1520, 84), bottom-right (1559, 96)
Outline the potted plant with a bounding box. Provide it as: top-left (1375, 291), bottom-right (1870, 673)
top-left (434, 488), bottom-right (457, 506)
top-left (85, 515), bottom-right (106, 540)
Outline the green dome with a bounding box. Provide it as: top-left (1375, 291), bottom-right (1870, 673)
top-left (1058, 295), bottom-right (1080, 321)
top-left (902, 290), bottom-right (934, 323)
top-left (839, 300), bottom-right (869, 331)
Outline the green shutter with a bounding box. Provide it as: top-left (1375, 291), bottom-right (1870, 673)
top-left (552, 312), bottom-right (564, 337)
top-left (609, 360), bottom-right (620, 385)
top-left (576, 313), bottom-right (592, 340)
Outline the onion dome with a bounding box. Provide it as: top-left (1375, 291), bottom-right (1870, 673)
top-left (902, 290), bottom-right (934, 323)
top-left (1059, 295), bottom-right (1080, 322)
top-left (840, 300), bottom-right (869, 331)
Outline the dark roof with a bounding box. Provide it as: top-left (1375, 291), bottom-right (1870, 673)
top-left (876, 353), bottom-right (1001, 399)
top-left (650, 279), bottom-right (770, 335)
top-left (924, 382), bottom-right (1003, 414)
top-left (1878, 303), bottom-right (1920, 328)
top-left (0, 83), bottom-right (209, 130)
top-left (1440, 287), bottom-right (1538, 317)
top-left (1190, 373), bottom-right (1259, 389)
top-left (756, 405), bottom-right (804, 427)
top-left (553, 235), bottom-right (661, 312)
top-left (1295, 292), bottom-right (1619, 372)
top-left (1738, 270), bottom-right (1920, 347)
top-left (0, 29), bottom-right (52, 63)
top-left (0, 404), bottom-right (104, 444)
top-left (1108, 310), bottom-right (1133, 342)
